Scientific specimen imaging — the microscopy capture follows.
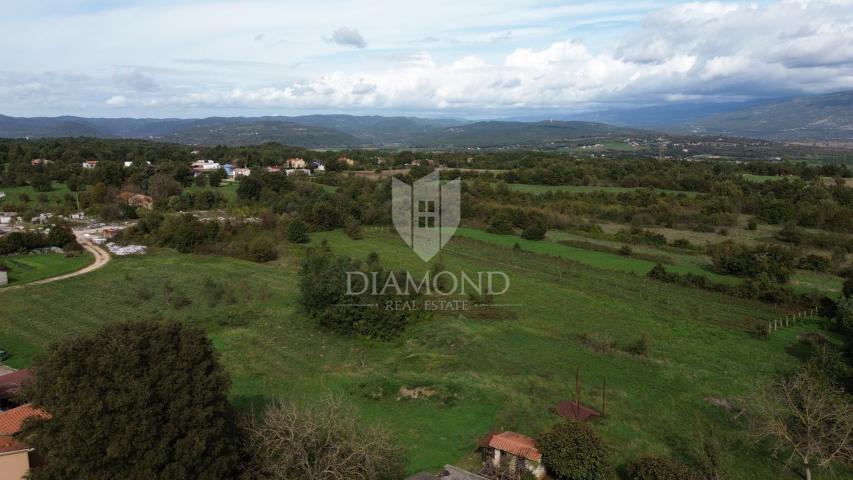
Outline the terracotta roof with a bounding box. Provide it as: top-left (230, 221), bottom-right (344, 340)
top-left (488, 431), bottom-right (541, 462)
top-left (0, 436), bottom-right (30, 455)
top-left (554, 400), bottom-right (601, 422)
top-left (0, 369), bottom-right (32, 400)
top-left (0, 404), bottom-right (50, 436)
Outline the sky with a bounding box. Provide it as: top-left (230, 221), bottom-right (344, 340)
top-left (1, 0), bottom-right (852, 118)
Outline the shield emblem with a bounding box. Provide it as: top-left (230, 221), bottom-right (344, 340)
top-left (392, 171), bottom-right (461, 262)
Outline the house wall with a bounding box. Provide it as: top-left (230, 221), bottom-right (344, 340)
top-left (0, 450), bottom-right (30, 480)
top-left (0, 271), bottom-right (7, 286)
top-left (487, 450), bottom-right (545, 480)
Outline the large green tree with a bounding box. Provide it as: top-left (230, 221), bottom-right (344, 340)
top-left (22, 320), bottom-right (240, 480)
top-left (537, 422), bottom-right (609, 480)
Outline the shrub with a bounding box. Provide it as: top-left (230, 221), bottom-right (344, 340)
top-left (843, 276), bottom-right (853, 298)
top-left (619, 245), bottom-right (633, 256)
top-left (247, 237), bottom-right (278, 263)
top-left (487, 211), bottom-right (514, 235)
top-left (344, 218), bottom-right (363, 240)
top-left (625, 456), bottom-right (700, 480)
top-left (747, 219), bottom-right (758, 230)
top-left (537, 422), bottom-right (609, 480)
top-left (521, 221), bottom-right (547, 241)
top-left (625, 333), bottom-right (650, 356)
top-left (287, 218), bottom-right (310, 244)
top-left (836, 296), bottom-right (853, 334)
top-left (797, 254), bottom-right (831, 272)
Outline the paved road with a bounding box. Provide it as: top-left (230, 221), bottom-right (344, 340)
top-left (0, 234), bottom-right (111, 292)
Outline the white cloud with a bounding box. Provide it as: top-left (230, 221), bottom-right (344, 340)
top-left (1, 0), bottom-right (853, 116)
top-left (106, 95), bottom-right (128, 106)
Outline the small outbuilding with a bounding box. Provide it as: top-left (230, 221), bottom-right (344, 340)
top-left (479, 431), bottom-right (546, 479)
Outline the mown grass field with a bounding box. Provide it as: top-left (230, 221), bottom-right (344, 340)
top-left (0, 252), bottom-right (92, 286)
top-left (0, 229), bottom-right (843, 479)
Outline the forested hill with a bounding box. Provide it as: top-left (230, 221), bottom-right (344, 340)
top-left (0, 114), bottom-right (641, 148)
top-left (689, 90), bottom-right (853, 141)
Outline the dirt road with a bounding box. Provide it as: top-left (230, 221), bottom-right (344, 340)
top-left (0, 235), bottom-right (111, 292)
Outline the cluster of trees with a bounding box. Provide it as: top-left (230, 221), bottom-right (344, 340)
top-left (708, 241), bottom-right (797, 283)
top-left (0, 223), bottom-right (79, 255)
top-left (19, 320), bottom-right (405, 480)
top-left (298, 243), bottom-right (423, 340)
top-left (119, 213), bottom-right (279, 263)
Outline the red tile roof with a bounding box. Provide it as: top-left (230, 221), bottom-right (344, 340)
top-left (488, 431), bottom-right (541, 462)
top-left (0, 404), bottom-right (50, 436)
top-left (554, 400), bottom-right (601, 422)
top-left (0, 370), bottom-right (32, 400)
top-left (0, 435), bottom-right (30, 455)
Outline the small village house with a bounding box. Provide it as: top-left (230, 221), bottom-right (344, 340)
top-left (479, 431), bottom-right (546, 480)
top-left (30, 159), bottom-right (52, 166)
top-left (191, 160), bottom-right (221, 172)
top-left (233, 167), bottom-right (251, 177)
top-left (81, 160), bottom-right (98, 169)
top-left (286, 158), bottom-right (307, 169)
top-left (338, 156), bottom-right (355, 166)
top-left (0, 370), bottom-right (44, 480)
top-left (0, 436), bottom-right (32, 480)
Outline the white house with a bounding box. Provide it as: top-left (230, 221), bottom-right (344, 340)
top-left (124, 161), bottom-right (151, 168)
top-left (191, 160), bottom-right (221, 172)
top-left (233, 167), bottom-right (251, 177)
top-left (82, 160), bottom-right (98, 169)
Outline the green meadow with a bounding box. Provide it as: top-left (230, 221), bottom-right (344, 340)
top-left (0, 252), bottom-right (92, 286)
top-left (0, 229), bottom-right (842, 478)
top-left (0, 183), bottom-right (71, 204)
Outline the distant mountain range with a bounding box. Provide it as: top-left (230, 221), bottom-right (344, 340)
top-left (1, 90), bottom-right (852, 147)
top-left (687, 90), bottom-right (853, 141)
top-left (0, 114), bottom-right (641, 148)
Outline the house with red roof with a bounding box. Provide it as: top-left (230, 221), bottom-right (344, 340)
top-left (0, 435), bottom-right (33, 480)
top-left (479, 431), bottom-right (546, 479)
top-left (0, 370), bottom-right (49, 480)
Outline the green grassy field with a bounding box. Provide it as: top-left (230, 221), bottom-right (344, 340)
top-left (0, 252), bottom-right (92, 286)
top-left (455, 227), bottom-right (735, 283)
top-left (504, 184), bottom-right (700, 197)
top-left (0, 183), bottom-right (71, 204)
top-left (0, 230), bottom-right (843, 479)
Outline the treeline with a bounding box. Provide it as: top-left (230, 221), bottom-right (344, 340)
top-left (117, 213), bottom-right (279, 263)
top-left (0, 223), bottom-right (79, 255)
